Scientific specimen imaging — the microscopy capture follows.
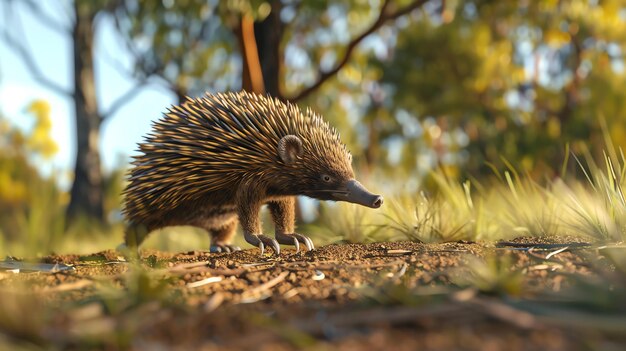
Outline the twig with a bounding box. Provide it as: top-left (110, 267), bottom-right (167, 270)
top-left (279, 260), bottom-right (406, 271)
top-left (42, 279), bottom-right (93, 292)
top-left (239, 271), bottom-right (289, 303)
top-left (203, 292), bottom-right (224, 312)
top-left (496, 241), bottom-right (591, 249)
top-left (545, 246), bottom-right (569, 259)
top-left (527, 263), bottom-right (563, 272)
top-left (186, 276), bottom-right (223, 289)
top-left (469, 298), bottom-right (538, 329)
top-left (169, 261), bottom-right (211, 270)
top-left (282, 288), bottom-right (299, 299)
top-left (386, 249), bottom-right (413, 255)
top-left (241, 262), bottom-right (277, 268)
top-left (527, 247), bottom-right (548, 260)
top-left (294, 304), bottom-right (468, 335)
top-left (388, 263), bottom-right (408, 279)
top-left (168, 263), bottom-right (248, 277)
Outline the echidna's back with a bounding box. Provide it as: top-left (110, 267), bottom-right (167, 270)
top-left (123, 93), bottom-right (290, 223)
top-left (122, 91), bottom-right (350, 226)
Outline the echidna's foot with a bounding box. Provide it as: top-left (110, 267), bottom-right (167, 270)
top-left (116, 242), bottom-right (139, 260)
top-left (209, 244), bottom-right (241, 253)
top-left (244, 232), bottom-right (280, 256)
top-left (275, 233), bottom-right (315, 253)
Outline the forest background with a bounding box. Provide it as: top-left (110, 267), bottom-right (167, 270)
top-left (2, 0), bottom-right (625, 254)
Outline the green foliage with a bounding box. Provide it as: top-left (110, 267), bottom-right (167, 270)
top-left (9, 0), bottom-right (626, 252)
top-left (382, 190), bottom-right (474, 243)
top-left (371, 0), bottom-right (626, 179)
top-left (302, 201), bottom-right (386, 244)
top-left (0, 104), bottom-right (125, 256)
top-left (114, 0), bottom-right (239, 97)
top-left (0, 104), bottom-right (65, 252)
top-left (556, 148), bottom-right (626, 241)
top-left (313, 140), bottom-right (626, 244)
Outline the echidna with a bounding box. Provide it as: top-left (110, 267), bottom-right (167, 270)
top-left (122, 91), bottom-right (382, 255)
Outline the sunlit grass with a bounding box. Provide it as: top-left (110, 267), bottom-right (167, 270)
top-left (302, 202), bottom-right (387, 244)
top-left (3, 141), bottom-right (626, 256)
top-left (381, 191), bottom-right (473, 243)
top-left (554, 149), bottom-right (626, 242)
top-left (314, 146), bottom-right (626, 244)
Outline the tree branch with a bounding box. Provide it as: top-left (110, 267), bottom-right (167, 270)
top-left (287, 0), bottom-right (428, 102)
top-left (111, 6), bottom-right (172, 86)
top-left (0, 0), bottom-right (72, 96)
top-left (0, 27), bottom-right (72, 97)
top-left (100, 81), bottom-right (146, 120)
top-left (101, 35), bottom-right (174, 96)
top-left (20, 0), bottom-right (70, 35)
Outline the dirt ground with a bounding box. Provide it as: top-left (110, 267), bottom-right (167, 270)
top-left (1, 238), bottom-right (625, 350)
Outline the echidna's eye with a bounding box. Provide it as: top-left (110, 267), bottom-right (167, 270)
top-left (321, 174), bottom-right (332, 183)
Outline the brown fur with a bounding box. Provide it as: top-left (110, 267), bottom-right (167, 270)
top-left (122, 91), bottom-right (356, 251)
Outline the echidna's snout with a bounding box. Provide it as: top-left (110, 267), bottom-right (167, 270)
top-left (336, 179), bottom-right (383, 208)
top-left (371, 195), bottom-right (383, 208)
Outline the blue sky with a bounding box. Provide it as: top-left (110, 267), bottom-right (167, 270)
top-left (0, 1), bottom-right (175, 187)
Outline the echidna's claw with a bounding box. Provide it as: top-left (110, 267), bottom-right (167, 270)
top-left (209, 244), bottom-right (241, 253)
top-left (258, 241), bottom-right (265, 256)
top-left (275, 233), bottom-right (315, 253)
top-left (244, 232), bottom-right (280, 256)
top-left (267, 237), bottom-right (281, 256)
top-left (304, 236), bottom-right (315, 251)
top-left (257, 235), bottom-right (280, 256)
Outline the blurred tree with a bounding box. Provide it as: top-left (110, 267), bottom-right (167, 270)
top-left (372, 0), bottom-right (626, 181)
top-left (0, 0), bottom-right (147, 225)
top-left (113, 0), bottom-right (427, 101)
top-left (112, 0), bottom-right (240, 102)
top-left (113, 0), bottom-right (428, 219)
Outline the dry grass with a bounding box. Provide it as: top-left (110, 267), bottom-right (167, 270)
top-left (317, 145), bottom-right (626, 245)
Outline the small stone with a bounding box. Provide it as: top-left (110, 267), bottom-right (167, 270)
top-left (247, 273), bottom-right (260, 283)
top-left (288, 272), bottom-right (297, 283)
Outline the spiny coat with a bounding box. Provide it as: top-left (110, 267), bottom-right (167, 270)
top-left (122, 91), bottom-right (382, 255)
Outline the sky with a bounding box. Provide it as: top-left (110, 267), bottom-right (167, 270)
top-left (0, 1), bottom-right (175, 187)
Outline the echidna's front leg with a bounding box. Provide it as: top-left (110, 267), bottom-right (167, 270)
top-left (236, 183), bottom-right (281, 255)
top-left (268, 197), bottom-right (315, 253)
top-left (124, 223), bottom-right (150, 249)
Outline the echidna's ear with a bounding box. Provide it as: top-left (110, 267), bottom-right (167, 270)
top-left (278, 135), bottom-right (303, 164)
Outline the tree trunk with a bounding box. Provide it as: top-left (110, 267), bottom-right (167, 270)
top-left (66, 2), bottom-right (104, 225)
top-left (253, 2), bottom-right (303, 220)
top-left (237, 0), bottom-right (284, 98)
top-left (237, 2), bottom-right (300, 219)
top-left (254, 0), bottom-right (284, 99)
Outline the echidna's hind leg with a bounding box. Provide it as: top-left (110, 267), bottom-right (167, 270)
top-left (267, 197), bottom-right (315, 253)
top-left (206, 216), bottom-right (241, 253)
top-left (124, 223), bottom-right (151, 249)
